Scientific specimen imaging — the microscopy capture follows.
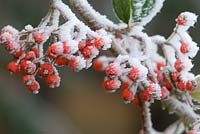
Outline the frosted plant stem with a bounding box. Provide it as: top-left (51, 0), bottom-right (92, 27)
top-left (69, 0), bottom-right (127, 31)
top-left (162, 96), bottom-right (200, 125)
top-left (141, 102), bottom-right (154, 134)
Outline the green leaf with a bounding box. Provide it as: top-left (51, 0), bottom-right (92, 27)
top-left (112, 0), bottom-right (164, 25)
top-left (112, 0), bottom-right (133, 24)
top-left (190, 75), bottom-right (200, 100)
top-left (132, 0), bottom-right (156, 23)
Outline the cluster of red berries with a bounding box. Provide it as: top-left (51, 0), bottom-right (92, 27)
top-left (91, 13), bottom-right (199, 105)
top-left (93, 55), bottom-right (170, 105)
top-left (0, 25), bottom-right (111, 93)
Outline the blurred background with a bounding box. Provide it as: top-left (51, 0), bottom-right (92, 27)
top-left (0, 0), bottom-right (199, 134)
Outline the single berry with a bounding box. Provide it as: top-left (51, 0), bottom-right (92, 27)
top-left (25, 51), bottom-right (36, 61)
top-left (161, 87), bottom-right (170, 99)
top-left (22, 75), bottom-right (35, 85)
top-left (180, 42), bottom-right (189, 53)
top-left (122, 89), bottom-right (134, 102)
top-left (165, 80), bottom-right (173, 90)
top-left (55, 56), bottom-right (68, 66)
top-left (128, 67), bottom-right (139, 80)
top-left (174, 59), bottom-right (184, 71)
top-left (93, 58), bottom-right (104, 71)
top-left (38, 63), bottom-right (54, 77)
top-left (105, 63), bottom-right (121, 78)
top-left (186, 80), bottom-right (197, 91)
top-left (33, 31), bottom-right (44, 43)
top-left (26, 80), bottom-right (40, 93)
top-left (103, 78), bottom-right (121, 92)
top-left (45, 74), bottom-right (61, 88)
top-left (7, 61), bottom-right (20, 73)
top-left (176, 16), bottom-right (185, 25)
top-left (177, 80), bottom-right (185, 91)
top-left (171, 72), bottom-right (181, 82)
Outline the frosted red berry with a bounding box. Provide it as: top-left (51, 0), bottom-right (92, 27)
top-left (33, 31), bottom-right (44, 43)
top-left (180, 42), bottom-right (189, 53)
top-left (45, 74), bottom-right (61, 88)
top-left (26, 80), bottom-right (40, 92)
top-left (38, 63), bottom-right (54, 77)
top-left (174, 59), bottom-right (184, 71)
top-left (22, 75), bottom-right (35, 85)
top-left (171, 72), bottom-right (180, 82)
top-left (20, 60), bottom-right (36, 75)
top-left (103, 78), bottom-right (121, 92)
top-left (122, 89), bottom-right (134, 102)
top-left (177, 80), bottom-right (185, 90)
top-left (25, 51), bottom-right (36, 61)
top-left (177, 16), bottom-right (185, 25)
top-left (55, 56), bottom-right (68, 66)
top-left (161, 87), bottom-right (169, 99)
top-left (7, 61), bottom-right (20, 73)
top-left (93, 58), bottom-right (104, 71)
top-left (186, 80), bottom-right (196, 91)
top-left (128, 67), bottom-right (139, 80)
top-left (106, 63), bottom-right (121, 78)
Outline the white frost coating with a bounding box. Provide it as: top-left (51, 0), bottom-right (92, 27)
top-left (140, 0), bottom-right (165, 26)
top-left (115, 55), bottom-right (129, 64)
top-left (180, 72), bottom-right (195, 82)
top-left (70, 0), bottom-right (127, 30)
top-left (152, 84), bottom-right (161, 100)
top-left (2, 25), bottom-right (19, 36)
top-left (177, 12), bottom-right (198, 32)
top-left (25, 24), bottom-right (34, 31)
top-left (96, 29), bottom-right (112, 50)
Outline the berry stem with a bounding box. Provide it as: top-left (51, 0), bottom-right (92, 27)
top-left (141, 102), bottom-right (153, 134)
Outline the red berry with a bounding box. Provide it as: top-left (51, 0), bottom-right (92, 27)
top-left (122, 89), bottom-right (134, 102)
top-left (62, 42), bottom-right (70, 54)
top-left (161, 87), bottom-right (170, 99)
top-left (26, 80), bottom-right (40, 93)
top-left (171, 72), bottom-right (181, 82)
top-left (132, 96), bottom-right (139, 106)
top-left (7, 61), bottom-right (20, 73)
top-left (105, 63), bottom-right (121, 78)
top-left (45, 74), bottom-right (61, 88)
top-left (55, 56), bottom-right (68, 66)
top-left (165, 80), bottom-right (173, 90)
top-left (180, 42), bottom-right (189, 53)
top-left (128, 67), bottom-right (139, 80)
top-left (20, 60), bottom-right (36, 75)
top-left (176, 16), bottom-right (185, 25)
top-left (121, 81), bottom-right (131, 90)
top-left (25, 51), bottom-right (36, 61)
top-left (47, 42), bottom-right (63, 59)
top-left (174, 59), bottom-right (184, 71)
top-left (186, 80), bottom-right (197, 91)
top-left (93, 38), bottom-right (104, 49)
top-left (13, 49), bottom-right (23, 58)
top-left (22, 75), bottom-right (35, 85)
top-left (33, 31), bottom-right (44, 43)
top-left (78, 40), bottom-right (86, 50)
top-left (140, 85), bottom-right (155, 101)
top-left (38, 63), bottom-right (54, 77)
top-left (157, 62), bottom-right (165, 70)
top-left (82, 46), bottom-right (93, 58)
top-left (68, 56), bottom-right (85, 71)
top-left (93, 58), bottom-right (104, 71)
top-left (177, 80), bottom-right (185, 91)
top-left (103, 78), bottom-right (121, 92)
